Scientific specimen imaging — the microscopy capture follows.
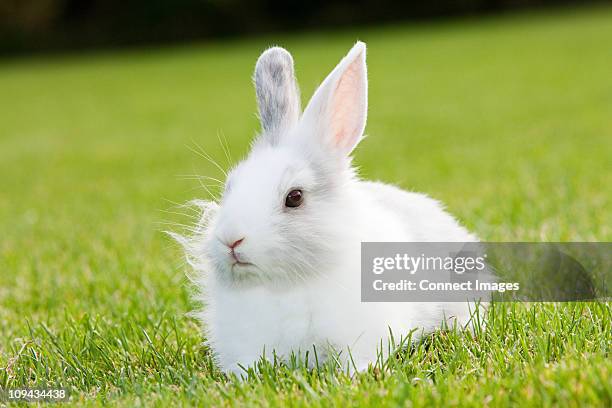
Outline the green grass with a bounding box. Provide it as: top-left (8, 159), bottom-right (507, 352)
top-left (1, 5), bottom-right (611, 407)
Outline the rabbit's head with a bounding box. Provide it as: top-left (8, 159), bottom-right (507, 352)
top-left (207, 42), bottom-right (368, 286)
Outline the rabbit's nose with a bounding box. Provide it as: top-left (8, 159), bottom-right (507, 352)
top-left (228, 238), bottom-right (244, 249)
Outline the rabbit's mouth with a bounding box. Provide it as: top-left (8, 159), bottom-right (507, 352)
top-left (231, 260), bottom-right (253, 268)
top-left (229, 249), bottom-right (255, 271)
top-left (230, 247), bottom-right (249, 265)
top-left (227, 261), bottom-right (261, 284)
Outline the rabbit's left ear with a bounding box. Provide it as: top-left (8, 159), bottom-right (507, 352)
top-left (301, 42), bottom-right (367, 156)
top-left (254, 46), bottom-right (301, 145)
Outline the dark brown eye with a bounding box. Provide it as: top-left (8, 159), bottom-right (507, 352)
top-left (285, 189), bottom-right (303, 208)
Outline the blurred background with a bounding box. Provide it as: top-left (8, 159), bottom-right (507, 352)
top-left (0, 0), bottom-right (607, 55)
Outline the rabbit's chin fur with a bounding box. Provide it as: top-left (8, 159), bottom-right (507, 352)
top-left (176, 43), bottom-right (481, 375)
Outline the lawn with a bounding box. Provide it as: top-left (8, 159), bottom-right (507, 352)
top-left (0, 5), bottom-right (611, 407)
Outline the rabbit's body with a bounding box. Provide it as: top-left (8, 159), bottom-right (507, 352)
top-left (360, 181), bottom-right (478, 242)
top-left (195, 178), bottom-right (476, 373)
top-left (180, 43), bottom-right (479, 374)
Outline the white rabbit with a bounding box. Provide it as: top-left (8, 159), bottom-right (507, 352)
top-left (178, 42), bottom-right (479, 375)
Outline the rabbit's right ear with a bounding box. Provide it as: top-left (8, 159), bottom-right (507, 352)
top-left (254, 47), bottom-right (301, 145)
top-left (300, 42), bottom-right (367, 158)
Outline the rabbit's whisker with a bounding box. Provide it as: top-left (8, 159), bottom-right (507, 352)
top-left (187, 140), bottom-right (228, 177)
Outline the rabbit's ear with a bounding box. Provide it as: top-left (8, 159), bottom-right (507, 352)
top-left (254, 47), bottom-right (301, 144)
top-left (301, 42), bottom-right (367, 156)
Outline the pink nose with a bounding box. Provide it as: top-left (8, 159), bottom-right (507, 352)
top-left (228, 238), bottom-right (244, 249)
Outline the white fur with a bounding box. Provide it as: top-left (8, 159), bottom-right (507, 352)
top-left (179, 42), bottom-right (479, 375)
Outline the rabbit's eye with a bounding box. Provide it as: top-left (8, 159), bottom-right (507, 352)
top-left (285, 189), bottom-right (303, 208)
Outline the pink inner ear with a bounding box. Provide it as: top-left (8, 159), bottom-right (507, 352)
top-left (331, 54), bottom-right (366, 152)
